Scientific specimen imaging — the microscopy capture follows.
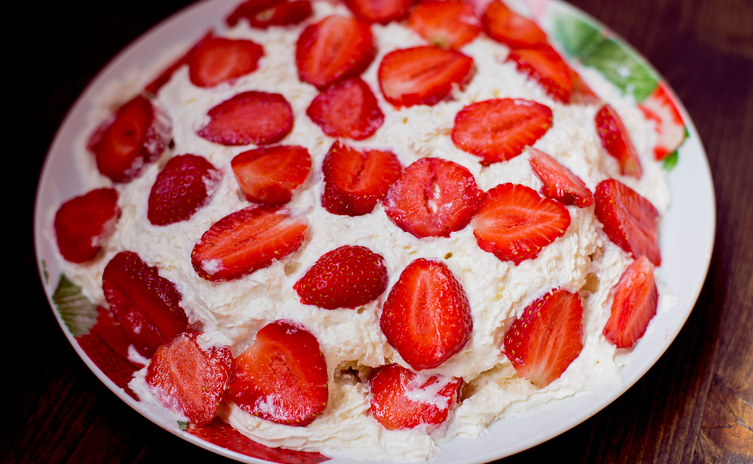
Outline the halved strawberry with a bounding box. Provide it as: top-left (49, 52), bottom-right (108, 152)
top-left (294, 245), bottom-right (389, 309)
top-left (528, 147), bottom-right (594, 208)
top-left (231, 145), bottom-right (311, 205)
top-left (102, 251), bottom-right (189, 358)
top-left (197, 91), bottom-right (293, 146)
top-left (408, 0), bottom-right (481, 49)
top-left (369, 364), bottom-right (462, 430)
top-left (145, 31), bottom-right (214, 95)
top-left (344, 0), bottom-right (413, 24)
top-left (595, 104), bottom-right (643, 178)
top-left (471, 183), bottom-right (571, 265)
top-left (503, 287), bottom-right (584, 387)
top-left (569, 67), bottom-right (601, 105)
top-left (191, 205), bottom-right (308, 281)
top-left (146, 332), bottom-right (232, 424)
top-left (188, 37), bottom-right (264, 88)
top-left (321, 141), bottom-right (402, 216)
top-left (296, 15), bottom-right (376, 89)
top-left (306, 77), bottom-right (384, 140)
top-left (226, 0), bottom-right (279, 25)
top-left (229, 320), bottom-right (328, 426)
top-left (603, 256), bottom-right (659, 348)
top-left (91, 95), bottom-right (172, 183)
top-left (638, 82), bottom-right (687, 161)
top-left (380, 258), bottom-right (473, 370)
top-left (452, 98), bottom-right (553, 165)
top-left (506, 44), bottom-right (572, 103)
top-left (594, 178), bottom-right (661, 266)
top-left (54, 188), bottom-right (120, 263)
top-left (481, 0), bottom-right (548, 49)
top-left (226, 0), bottom-right (312, 28)
top-left (148, 154), bottom-right (221, 226)
top-left (383, 157), bottom-right (483, 238)
top-left (378, 46), bottom-right (475, 107)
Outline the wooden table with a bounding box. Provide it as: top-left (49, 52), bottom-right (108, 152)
top-left (6, 0), bottom-right (751, 462)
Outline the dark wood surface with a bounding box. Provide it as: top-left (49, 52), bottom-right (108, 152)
top-left (6, 0), bottom-right (752, 462)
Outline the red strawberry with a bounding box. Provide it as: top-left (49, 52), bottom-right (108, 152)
top-left (569, 67), bottom-right (601, 105)
top-left (638, 82), bottom-right (687, 161)
top-left (231, 145), bottom-right (311, 205)
top-left (482, 0), bottom-right (548, 49)
top-left (148, 154), bottom-right (221, 226)
top-left (307, 77), bottom-right (384, 140)
top-left (368, 364), bottom-right (462, 430)
top-left (408, 0), bottom-right (481, 49)
top-left (383, 157), bottom-right (483, 238)
top-left (229, 320), bottom-right (328, 426)
top-left (191, 205), bottom-right (308, 281)
top-left (451, 98), bottom-right (553, 165)
top-left (380, 258), bottom-right (473, 370)
top-left (226, 0), bottom-right (279, 25)
top-left (102, 251), bottom-right (189, 358)
top-left (296, 15), bottom-right (376, 89)
top-left (528, 147), bottom-right (594, 208)
top-left (145, 31), bottom-right (214, 95)
top-left (188, 37), bottom-right (264, 88)
top-left (146, 332), bottom-right (232, 425)
top-left (595, 104), bottom-right (643, 178)
top-left (471, 183), bottom-right (571, 265)
top-left (603, 256), bottom-right (659, 348)
top-left (54, 188), bottom-right (120, 263)
top-left (503, 287), bottom-right (584, 387)
top-left (378, 46), bottom-right (475, 107)
top-left (321, 141), bottom-right (402, 216)
top-left (293, 245), bottom-right (389, 309)
top-left (226, 0), bottom-right (312, 28)
top-left (594, 178), bottom-right (661, 266)
top-left (197, 91), bottom-right (293, 146)
top-left (91, 95), bottom-right (172, 183)
top-left (506, 44), bottom-right (573, 103)
top-left (344, 0), bottom-right (413, 24)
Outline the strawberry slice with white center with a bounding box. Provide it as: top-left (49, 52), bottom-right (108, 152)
top-left (638, 82), bottom-right (687, 161)
top-left (197, 91), bottom-right (293, 146)
top-left (603, 256), bottom-right (659, 348)
top-left (344, 0), bottom-right (413, 24)
top-left (471, 183), bottom-right (571, 265)
top-left (506, 44), bottom-right (573, 103)
top-left (191, 205), bottom-right (308, 281)
top-left (482, 0), bottom-right (548, 49)
top-left (54, 188), bottom-right (120, 263)
top-left (146, 332), bottom-right (232, 425)
top-left (503, 287), bottom-right (584, 387)
top-left (594, 178), bottom-right (661, 266)
top-left (452, 98), bottom-right (553, 165)
top-left (408, 0), bottom-right (482, 49)
top-left (383, 157), bottom-right (483, 238)
top-left (226, 0), bottom-right (313, 28)
top-left (595, 104), bottom-right (643, 178)
top-left (188, 37), bottom-right (264, 88)
top-left (229, 320), bottom-right (328, 426)
top-left (306, 77), bottom-right (384, 140)
top-left (231, 145), bottom-right (311, 205)
top-left (369, 364), bottom-right (462, 430)
top-left (296, 15), bottom-right (376, 89)
top-left (528, 147), bottom-right (594, 208)
top-left (380, 258), bottom-right (473, 370)
top-left (321, 141), bottom-right (402, 216)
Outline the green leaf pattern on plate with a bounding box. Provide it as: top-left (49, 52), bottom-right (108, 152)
top-left (52, 273), bottom-right (99, 337)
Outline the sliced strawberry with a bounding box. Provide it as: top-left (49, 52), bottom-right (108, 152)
top-left (145, 31), bottom-right (214, 95)
top-left (569, 67), bottom-right (601, 105)
top-left (148, 154), bottom-right (221, 226)
top-left (452, 98), bottom-right (553, 165)
top-left (482, 0), bottom-right (548, 49)
top-left (408, 0), bottom-right (481, 49)
top-left (226, 0), bottom-right (312, 28)
top-left (146, 332), bottom-right (232, 424)
top-left (229, 320), bottom-right (328, 426)
top-left (378, 46), bottom-right (475, 107)
top-left (638, 82), bottom-right (687, 161)
top-left (91, 95), bottom-right (171, 183)
top-left (231, 145), bottom-right (311, 205)
top-left (383, 157), bottom-right (483, 238)
top-left (197, 91), bottom-right (293, 146)
top-left (603, 256), bottom-right (659, 348)
top-left (296, 15), bottom-right (376, 89)
top-left (507, 44), bottom-right (573, 103)
top-left (380, 258), bottom-right (473, 370)
top-left (471, 183), bottom-right (571, 265)
top-left (307, 77), bottom-right (384, 140)
top-left (226, 0), bottom-right (280, 25)
top-left (595, 104), bottom-right (643, 178)
top-left (188, 37), bottom-right (264, 88)
top-left (344, 0), bottom-right (413, 24)
top-left (294, 245), bottom-right (389, 309)
top-left (528, 147), bottom-right (594, 208)
top-left (369, 364), bottom-right (462, 430)
top-left (191, 205), bottom-right (308, 281)
top-left (54, 188), bottom-right (120, 263)
top-left (102, 251), bottom-right (189, 358)
top-left (503, 287), bottom-right (584, 387)
top-left (594, 178), bottom-right (661, 266)
top-left (321, 141), bottom-right (402, 216)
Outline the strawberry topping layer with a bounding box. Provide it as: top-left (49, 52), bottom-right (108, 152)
top-left (528, 147), bottom-right (594, 208)
top-left (188, 37), bottom-right (264, 88)
top-left (306, 77), bottom-right (384, 140)
top-left (595, 104), bottom-right (643, 178)
top-left (231, 145), bottom-right (312, 205)
top-left (603, 256), bottom-right (659, 348)
top-left (408, 0), bottom-right (482, 49)
top-left (482, 0), bottom-right (548, 49)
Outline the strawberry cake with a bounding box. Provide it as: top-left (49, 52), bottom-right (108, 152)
top-left (50, 0), bottom-right (684, 461)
